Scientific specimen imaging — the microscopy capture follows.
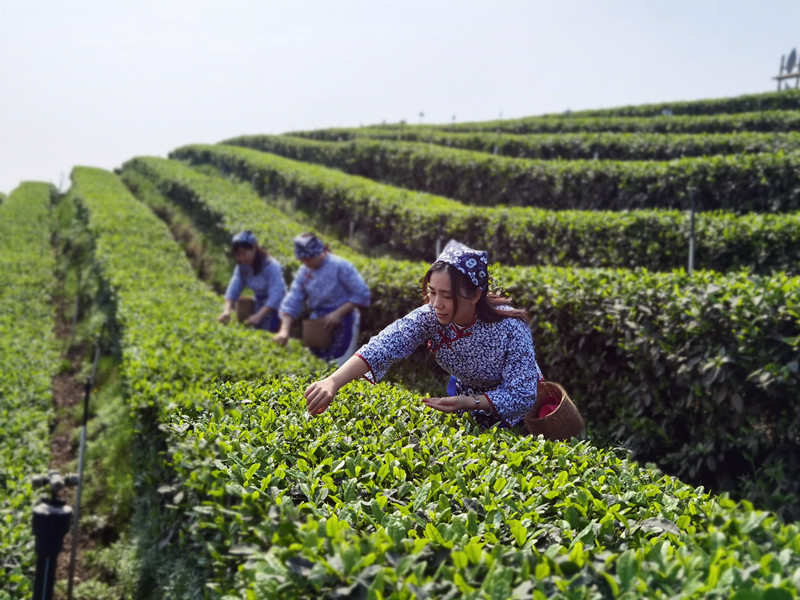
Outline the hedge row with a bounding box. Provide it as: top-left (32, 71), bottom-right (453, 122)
top-left (66, 166), bottom-right (326, 596)
top-left (221, 135), bottom-right (800, 213)
top-left (169, 376), bottom-right (800, 599)
top-left (172, 143), bottom-right (800, 275)
top-left (66, 167), bottom-right (800, 599)
top-left (145, 150), bottom-right (800, 515)
top-left (439, 108), bottom-right (800, 135)
top-left (0, 183), bottom-right (58, 600)
top-left (539, 88), bottom-right (800, 118)
top-left (293, 126), bottom-right (800, 161)
top-left (66, 166), bottom-right (323, 412)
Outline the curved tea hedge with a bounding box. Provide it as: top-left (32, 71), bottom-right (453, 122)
top-left (221, 135), bottom-right (800, 213)
top-left (173, 142), bottom-right (800, 275)
top-left (541, 88), bottom-right (800, 118)
top-left (442, 109), bottom-right (800, 135)
top-left (126, 152), bottom-right (800, 515)
top-left (292, 127), bottom-right (800, 161)
top-left (166, 376), bottom-right (800, 598)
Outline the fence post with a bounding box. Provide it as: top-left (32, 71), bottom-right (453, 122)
top-left (688, 188), bottom-right (696, 274)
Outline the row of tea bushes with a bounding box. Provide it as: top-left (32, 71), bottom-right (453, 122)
top-left (293, 127), bottom-right (800, 161)
top-left (0, 183), bottom-right (59, 600)
top-left (165, 377), bottom-right (800, 598)
top-left (64, 166), bottom-right (800, 597)
top-left (65, 165), bottom-right (328, 596)
top-left (538, 88), bottom-right (800, 118)
top-left (174, 142), bottom-right (800, 275)
top-left (220, 135), bottom-right (800, 213)
top-left (128, 153), bottom-right (800, 513)
top-left (66, 165), bottom-right (324, 413)
top-left (442, 108), bottom-right (800, 135)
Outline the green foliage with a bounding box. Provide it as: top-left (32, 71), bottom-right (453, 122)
top-left (161, 377), bottom-right (800, 598)
top-left (444, 107), bottom-right (800, 135)
top-left (536, 88), bottom-right (800, 118)
top-left (120, 166), bottom-right (233, 293)
top-left (0, 182), bottom-right (59, 600)
top-left (21, 89), bottom-right (800, 598)
top-left (188, 139), bottom-right (800, 275)
top-left (293, 125), bottom-right (800, 161)
top-left (219, 135), bottom-right (800, 213)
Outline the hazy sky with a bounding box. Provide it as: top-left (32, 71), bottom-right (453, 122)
top-left (2, 0), bottom-right (798, 193)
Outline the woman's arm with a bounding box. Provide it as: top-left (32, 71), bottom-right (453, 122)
top-left (247, 304), bottom-right (274, 326)
top-left (273, 312), bottom-right (293, 345)
top-left (218, 298), bottom-right (236, 323)
top-left (304, 354), bottom-right (370, 415)
top-left (422, 393), bottom-right (489, 413)
top-left (219, 266), bottom-right (243, 323)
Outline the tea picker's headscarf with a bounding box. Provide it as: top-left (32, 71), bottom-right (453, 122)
top-left (232, 230), bottom-right (258, 247)
top-left (435, 239), bottom-right (489, 292)
top-left (294, 233), bottom-right (325, 259)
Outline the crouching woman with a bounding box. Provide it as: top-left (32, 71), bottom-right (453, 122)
top-left (274, 233), bottom-right (371, 366)
top-left (304, 240), bottom-right (543, 430)
top-left (218, 230), bottom-right (285, 331)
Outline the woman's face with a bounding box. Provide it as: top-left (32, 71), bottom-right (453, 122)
top-left (235, 245), bottom-right (256, 266)
top-left (300, 253), bottom-right (326, 269)
top-left (427, 270), bottom-right (479, 327)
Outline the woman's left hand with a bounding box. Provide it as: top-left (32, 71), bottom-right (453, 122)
top-left (422, 396), bottom-right (466, 413)
top-left (321, 312), bottom-right (342, 330)
top-left (245, 314), bottom-right (262, 327)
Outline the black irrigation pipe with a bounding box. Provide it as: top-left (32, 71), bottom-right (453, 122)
top-left (66, 322), bottom-right (105, 600)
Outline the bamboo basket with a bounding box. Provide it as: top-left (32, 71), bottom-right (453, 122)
top-left (235, 297), bottom-right (255, 322)
top-left (523, 381), bottom-right (585, 441)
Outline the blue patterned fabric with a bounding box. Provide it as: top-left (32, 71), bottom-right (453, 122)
top-left (279, 254), bottom-right (371, 319)
top-left (232, 230), bottom-right (258, 246)
top-left (253, 311), bottom-right (281, 332)
top-left (356, 304), bottom-right (541, 428)
top-left (435, 239), bottom-right (489, 291)
top-left (293, 233), bottom-right (325, 258)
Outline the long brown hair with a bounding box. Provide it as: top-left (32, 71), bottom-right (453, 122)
top-left (421, 262), bottom-right (529, 323)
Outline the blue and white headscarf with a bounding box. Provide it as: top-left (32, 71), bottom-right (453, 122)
top-left (232, 230), bottom-right (258, 247)
top-left (293, 233), bottom-right (325, 259)
top-left (435, 240), bottom-right (489, 291)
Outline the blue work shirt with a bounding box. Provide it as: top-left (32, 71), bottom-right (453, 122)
top-left (224, 257), bottom-right (286, 310)
top-left (280, 254), bottom-right (370, 319)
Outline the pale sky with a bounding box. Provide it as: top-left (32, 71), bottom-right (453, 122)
top-left (2, 0), bottom-right (797, 194)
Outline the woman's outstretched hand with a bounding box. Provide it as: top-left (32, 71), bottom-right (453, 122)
top-left (305, 377), bottom-right (338, 415)
top-left (303, 355), bottom-right (369, 416)
top-left (422, 396), bottom-right (467, 413)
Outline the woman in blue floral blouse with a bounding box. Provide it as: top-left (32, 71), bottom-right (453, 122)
top-left (304, 239), bottom-right (543, 430)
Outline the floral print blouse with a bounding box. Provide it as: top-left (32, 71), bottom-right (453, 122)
top-left (356, 304), bottom-right (542, 428)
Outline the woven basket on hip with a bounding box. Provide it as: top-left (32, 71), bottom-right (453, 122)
top-left (523, 381), bottom-right (585, 441)
top-left (302, 318), bottom-right (332, 348)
